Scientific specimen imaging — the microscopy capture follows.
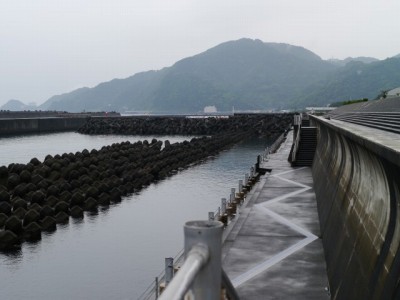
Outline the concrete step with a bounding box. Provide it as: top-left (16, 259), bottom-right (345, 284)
top-left (330, 113), bottom-right (400, 134)
top-left (294, 126), bottom-right (317, 166)
top-left (338, 116), bottom-right (400, 128)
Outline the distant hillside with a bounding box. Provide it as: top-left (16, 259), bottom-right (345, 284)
top-left (33, 38), bottom-right (400, 112)
top-left (327, 56), bottom-right (379, 67)
top-left (1, 99), bottom-right (37, 111)
top-left (39, 39), bottom-right (337, 113)
top-left (296, 57), bottom-right (400, 106)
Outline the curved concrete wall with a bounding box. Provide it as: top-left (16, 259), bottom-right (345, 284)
top-left (311, 116), bottom-right (400, 300)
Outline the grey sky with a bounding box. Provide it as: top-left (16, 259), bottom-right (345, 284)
top-left (1, 0), bottom-right (400, 106)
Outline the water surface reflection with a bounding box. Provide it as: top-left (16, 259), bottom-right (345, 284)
top-left (0, 133), bottom-right (271, 299)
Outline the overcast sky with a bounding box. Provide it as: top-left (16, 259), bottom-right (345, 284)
top-left (1, 0), bottom-right (400, 106)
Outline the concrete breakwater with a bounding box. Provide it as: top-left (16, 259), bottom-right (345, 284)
top-left (0, 114), bottom-right (292, 250)
top-left (0, 117), bottom-right (87, 135)
top-left (77, 114), bottom-right (291, 136)
top-left (0, 111), bottom-right (120, 119)
top-left (0, 111), bottom-right (120, 135)
top-left (311, 115), bottom-right (400, 299)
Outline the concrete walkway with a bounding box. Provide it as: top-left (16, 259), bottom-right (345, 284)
top-left (222, 132), bottom-right (330, 299)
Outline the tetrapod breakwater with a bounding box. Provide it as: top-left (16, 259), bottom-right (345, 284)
top-left (0, 114), bottom-right (292, 251)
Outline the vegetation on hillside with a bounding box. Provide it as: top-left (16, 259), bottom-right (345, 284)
top-left (3, 39), bottom-right (400, 113)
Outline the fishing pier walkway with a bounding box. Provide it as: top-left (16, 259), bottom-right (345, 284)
top-left (222, 132), bottom-right (329, 299)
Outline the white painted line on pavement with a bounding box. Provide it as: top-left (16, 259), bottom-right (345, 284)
top-left (232, 236), bottom-right (317, 287)
top-left (231, 166), bottom-right (318, 287)
top-left (258, 206), bottom-right (317, 238)
top-left (273, 174), bottom-right (310, 189)
top-left (272, 167), bottom-right (308, 177)
top-left (262, 186), bottom-right (310, 206)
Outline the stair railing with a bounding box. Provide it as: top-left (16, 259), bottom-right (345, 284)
top-left (291, 115), bottom-right (302, 163)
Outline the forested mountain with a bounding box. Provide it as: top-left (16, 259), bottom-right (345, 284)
top-left (38, 39), bottom-right (338, 112)
top-left (5, 38), bottom-right (400, 112)
top-left (297, 58), bottom-right (400, 107)
top-left (327, 56), bottom-right (379, 67)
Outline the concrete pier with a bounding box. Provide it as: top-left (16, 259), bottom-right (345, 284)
top-left (222, 131), bottom-right (329, 299)
top-left (0, 117), bottom-right (87, 135)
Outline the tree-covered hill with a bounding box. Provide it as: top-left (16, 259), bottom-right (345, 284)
top-left (5, 38), bottom-right (398, 113)
top-left (296, 57), bottom-right (400, 107)
top-left (38, 39), bottom-right (338, 112)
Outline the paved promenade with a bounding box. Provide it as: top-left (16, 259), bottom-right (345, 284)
top-left (222, 132), bottom-right (329, 299)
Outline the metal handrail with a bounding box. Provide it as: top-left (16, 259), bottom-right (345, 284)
top-left (294, 114), bottom-right (302, 126)
top-left (270, 132), bottom-right (285, 154)
top-left (159, 220), bottom-right (227, 300)
top-left (291, 115), bottom-right (302, 162)
top-left (291, 126), bottom-right (301, 162)
top-left (141, 166), bottom-right (259, 299)
top-left (136, 277), bottom-right (158, 300)
top-left (159, 245), bottom-right (209, 300)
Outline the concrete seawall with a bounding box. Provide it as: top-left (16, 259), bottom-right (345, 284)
top-left (310, 115), bottom-right (400, 299)
top-left (0, 117), bottom-right (87, 135)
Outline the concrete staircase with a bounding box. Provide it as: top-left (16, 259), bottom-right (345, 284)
top-left (328, 112), bottom-right (400, 134)
top-left (301, 118), bottom-right (310, 127)
top-left (325, 96), bottom-right (400, 135)
top-left (293, 126), bottom-right (317, 167)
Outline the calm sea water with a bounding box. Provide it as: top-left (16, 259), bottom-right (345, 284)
top-left (0, 132), bottom-right (271, 300)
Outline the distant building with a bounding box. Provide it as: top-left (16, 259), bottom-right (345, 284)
top-left (306, 107), bottom-right (336, 115)
top-left (204, 105), bottom-right (217, 113)
top-left (387, 87), bottom-right (400, 97)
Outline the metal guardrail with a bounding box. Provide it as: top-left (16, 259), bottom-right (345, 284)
top-left (291, 115), bottom-right (302, 163)
top-left (291, 126), bottom-right (301, 163)
top-left (139, 152), bottom-right (268, 300)
top-left (159, 220), bottom-right (227, 300)
top-left (294, 114), bottom-right (302, 126)
top-left (137, 249), bottom-right (185, 300)
top-left (260, 130), bottom-right (288, 163)
top-left (270, 131), bottom-right (287, 153)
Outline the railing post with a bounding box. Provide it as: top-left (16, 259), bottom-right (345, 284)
top-left (155, 277), bottom-right (159, 299)
top-left (220, 198), bottom-right (228, 225)
top-left (184, 221), bottom-right (223, 300)
top-left (165, 257), bottom-right (174, 286)
top-left (230, 188), bottom-right (235, 202)
top-left (245, 173), bottom-right (249, 186)
top-left (221, 198), bottom-right (227, 214)
top-left (239, 180), bottom-right (243, 192)
top-left (263, 147), bottom-right (269, 161)
top-left (293, 114), bottom-right (302, 140)
top-left (208, 212), bottom-right (215, 221)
